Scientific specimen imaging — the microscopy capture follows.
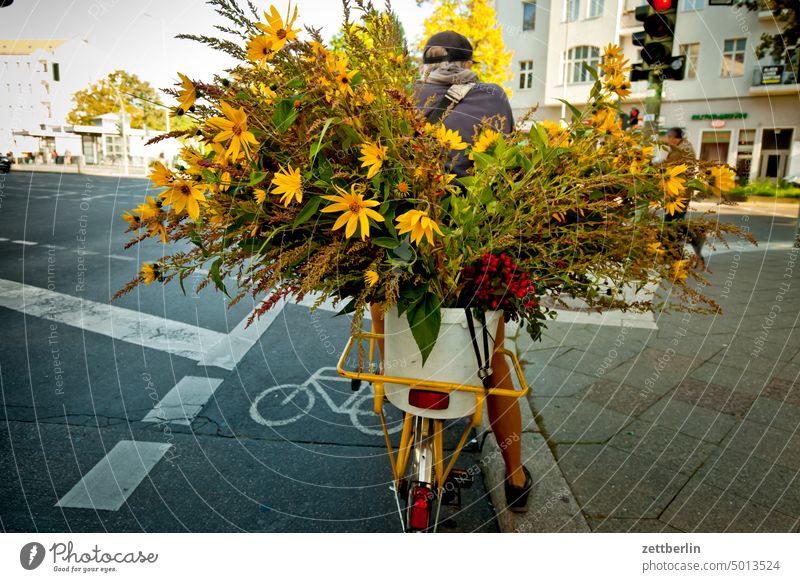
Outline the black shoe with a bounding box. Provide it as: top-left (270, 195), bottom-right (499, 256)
top-left (504, 466), bottom-right (532, 513)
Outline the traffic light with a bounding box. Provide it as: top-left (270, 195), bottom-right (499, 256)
top-left (629, 108), bottom-right (640, 128)
top-left (631, 0), bottom-right (685, 81)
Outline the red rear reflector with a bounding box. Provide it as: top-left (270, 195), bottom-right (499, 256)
top-left (409, 487), bottom-right (431, 531)
top-left (409, 389), bottom-right (450, 410)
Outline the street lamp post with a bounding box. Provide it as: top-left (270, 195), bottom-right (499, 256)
top-left (114, 86), bottom-right (129, 176)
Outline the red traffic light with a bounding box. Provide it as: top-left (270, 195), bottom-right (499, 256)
top-left (650, 0), bottom-right (673, 10)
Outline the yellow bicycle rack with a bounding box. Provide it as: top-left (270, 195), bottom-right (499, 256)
top-left (336, 329), bottom-right (530, 499)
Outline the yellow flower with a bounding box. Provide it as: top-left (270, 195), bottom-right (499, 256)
top-left (121, 211), bottom-right (140, 227)
top-left (159, 178), bottom-right (206, 221)
top-left (176, 73), bottom-right (196, 112)
top-left (592, 108), bottom-right (623, 137)
top-left (141, 262), bottom-right (159, 285)
top-left (664, 196), bottom-right (688, 216)
top-left (364, 270), bottom-right (379, 287)
top-left (321, 184), bottom-right (384, 240)
top-left (539, 120), bottom-right (570, 147)
top-left (670, 259), bottom-right (689, 283)
top-left (395, 209), bottom-right (443, 246)
top-left (469, 128), bottom-right (499, 160)
top-left (149, 161), bottom-right (173, 188)
top-left (434, 125), bottom-right (468, 150)
top-left (359, 88), bottom-right (375, 105)
top-left (661, 163), bottom-right (688, 198)
top-left (708, 165), bottom-right (736, 196)
top-left (358, 142), bottom-right (387, 179)
top-left (206, 101), bottom-right (259, 161)
top-left (254, 189), bottom-right (267, 205)
top-left (256, 2), bottom-right (300, 52)
top-left (397, 181), bottom-right (409, 194)
top-left (605, 73), bottom-right (631, 99)
top-left (270, 164), bottom-right (303, 207)
top-left (329, 58), bottom-right (358, 97)
top-left (246, 35), bottom-right (276, 65)
top-left (133, 195), bottom-right (162, 220)
top-left (646, 242), bottom-right (665, 256)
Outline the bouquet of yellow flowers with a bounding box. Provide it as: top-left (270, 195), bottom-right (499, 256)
top-left (115, 0), bottom-right (752, 363)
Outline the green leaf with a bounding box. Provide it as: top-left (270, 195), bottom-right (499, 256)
top-left (350, 72), bottom-right (363, 86)
top-left (288, 78), bottom-right (304, 89)
top-left (407, 292), bottom-right (441, 366)
top-left (470, 151), bottom-right (496, 170)
top-left (335, 297), bottom-right (357, 317)
top-left (237, 238), bottom-right (266, 252)
top-left (310, 118), bottom-right (334, 165)
top-left (556, 99), bottom-right (584, 122)
top-left (293, 196), bottom-right (322, 228)
top-left (209, 258), bottom-right (230, 297)
top-left (248, 171), bottom-right (267, 186)
top-left (372, 237), bottom-right (400, 249)
top-left (582, 61), bottom-right (599, 81)
top-left (397, 284), bottom-right (426, 317)
top-left (272, 99), bottom-right (299, 133)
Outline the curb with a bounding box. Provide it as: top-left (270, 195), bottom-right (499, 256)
top-left (478, 322), bottom-right (590, 533)
top-left (6, 166), bottom-right (149, 178)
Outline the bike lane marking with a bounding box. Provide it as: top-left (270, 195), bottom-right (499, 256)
top-left (56, 440), bottom-right (172, 511)
top-left (142, 376), bottom-right (224, 426)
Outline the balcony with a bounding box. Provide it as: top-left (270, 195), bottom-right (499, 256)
top-left (749, 65), bottom-right (799, 96)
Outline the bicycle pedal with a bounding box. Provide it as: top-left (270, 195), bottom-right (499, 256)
top-left (447, 469), bottom-right (474, 489)
top-left (350, 378), bottom-right (362, 392)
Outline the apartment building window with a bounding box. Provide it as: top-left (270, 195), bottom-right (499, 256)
top-left (588, 0), bottom-right (604, 18)
top-left (566, 0), bottom-right (580, 22)
top-left (566, 46), bottom-right (600, 83)
top-left (683, 0), bottom-right (705, 10)
top-left (519, 60), bottom-right (534, 89)
top-left (721, 38), bottom-right (746, 77)
top-left (522, 1), bottom-right (536, 31)
top-left (52, 63), bottom-right (60, 82)
top-left (679, 43), bottom-right (700, 79)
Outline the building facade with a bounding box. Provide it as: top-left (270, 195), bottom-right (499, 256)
top-left (493, 0), bottom-right (800, 181)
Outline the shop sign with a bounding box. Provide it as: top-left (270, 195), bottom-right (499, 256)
top-left (760, 65), bottom-right (783, 85)
top-left (690, 113), bottom-right (747, 121)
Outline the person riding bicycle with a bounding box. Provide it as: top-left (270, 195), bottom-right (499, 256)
top-left (371, 31), bottom-right (532, 513)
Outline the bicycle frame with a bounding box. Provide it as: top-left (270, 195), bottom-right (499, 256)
top-left (336, 329), bottom-right (530, 529)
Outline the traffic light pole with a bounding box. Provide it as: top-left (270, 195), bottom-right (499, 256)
top-left (645, 71), bottom-right (664, 131)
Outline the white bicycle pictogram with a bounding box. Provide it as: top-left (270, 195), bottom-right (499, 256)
top-left (249, 366), bottom-right (403, 436)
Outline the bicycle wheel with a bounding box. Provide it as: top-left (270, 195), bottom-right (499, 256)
top-left (403, 416), bottom-right (440, 532)
top-left (249, 384), bottom-right (315, 428)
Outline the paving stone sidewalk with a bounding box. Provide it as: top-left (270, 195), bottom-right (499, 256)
top-left (489, 234), bottom-right (800, 532)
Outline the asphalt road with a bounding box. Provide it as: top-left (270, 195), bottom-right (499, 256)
top-left (0, 171), bottom-right (498, 532)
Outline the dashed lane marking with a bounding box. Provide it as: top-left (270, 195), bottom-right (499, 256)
top-left (142, 376), bottom-right (224, 425)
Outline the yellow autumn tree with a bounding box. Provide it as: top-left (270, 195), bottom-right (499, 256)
top-left (420, 0), bottom-right (513, 95)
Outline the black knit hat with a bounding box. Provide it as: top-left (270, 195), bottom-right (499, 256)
top-left (422, 31), bottom-right (477, 64)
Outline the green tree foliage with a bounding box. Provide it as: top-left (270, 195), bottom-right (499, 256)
top-left (737, 1), bottom-right (799, 67)
top-left (67, 70), bottom-right (169, 130)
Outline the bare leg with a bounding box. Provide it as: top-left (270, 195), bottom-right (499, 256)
top-left (487, 320), bottom-right (525, 487)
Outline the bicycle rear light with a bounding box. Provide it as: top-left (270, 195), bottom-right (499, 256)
top-left (408, 389), bottom-right (450, 410)
top-left (408, 486), bottom-right (432, 531)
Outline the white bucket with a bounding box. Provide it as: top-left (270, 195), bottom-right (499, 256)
top-left (383, 306), bottom-right (502, 419)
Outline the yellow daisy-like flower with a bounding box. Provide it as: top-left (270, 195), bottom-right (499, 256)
top-left (539, 120), bottom-right (570, 147)
top-left (121, 211), bottom-right (140, 227)
top-left (254, 189), bottom-right (267, 205)
top-left (321, 184), bottom-right (384, 240)
top-left (358, 142), bottom-right (387, 179)
top-left (646, 242), bottom-right (665, 256)
top-left (396, 181), bottom-right (409, 194)
top-left (359, 88), bottom-right (375, 106)
top-left (149, 161), bottom-right (173, 188)
top-left (661, 163), bottom-right (688, 198)
top-left (270, 164), bottom-right (303, 207)
top-left (206, 101), bottom-right (259, 162)
top-left (246, 35), bottom-right (276, 65)
top-left (159, 178), bottom-right (206, 221)
top-left (604, 73), bottom-right (631, 99)
top-left (256, 2), bottom-right (300, 52)
top-left (133, 195), bottom-right (162, 220)
top-left (433, 125), bottom-right (468, 150)
top-left (664, 196), bottom-right (688, 217)
top-left (708, 165), bottom-right (736, 196)
top-left (592, 108), bottom-right (623, 137)
top-left (395, 209), bottom-right (443, 246)
top-left (469, 128), bottom-right (499, 160)
top-left (141, 262), bottom-right (159, 286)
top-left (176, 72), bottom-right (196, 112)
top-left (330, 59), bottom-right (358, 97)
top-left (670, 259), bottom-right (689, 283)
top-left (364, 270), bottom-right (379, 287)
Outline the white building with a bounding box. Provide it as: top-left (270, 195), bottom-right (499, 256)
top-left (494, 0), bottom-right (800, 181)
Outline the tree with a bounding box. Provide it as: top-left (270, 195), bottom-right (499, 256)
top-left (67, 70), bottom-right (169, 130)
top-left (420, 0), bottom-right (513, 94)
top-left (736, 1), bottom-right (799, 69)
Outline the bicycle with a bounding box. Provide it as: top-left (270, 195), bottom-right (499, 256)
top-left (336, 314), bottom-right (530, 533)
top-left (249, 366), bottom-right (403, 436)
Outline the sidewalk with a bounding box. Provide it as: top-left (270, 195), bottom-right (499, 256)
top-left (7, 163), bottom-right (148, 178)
top-left (481, 223), bottom-right (800, 532)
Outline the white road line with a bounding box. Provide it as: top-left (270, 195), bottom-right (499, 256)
top-left (11, 239), bottom-right (37, 246)
top-left (0, 278), bottom-right (227, 363)
top-left (550, 309), bottom-right (658, 330)
top-left (0, 237), bottom-right (9, 242)
top-left (56, 440), bottom-right (172, 511)
top-left (142, 376), bottom-right (224, 425)
top-left (107, 254), bottom-right (137, 262)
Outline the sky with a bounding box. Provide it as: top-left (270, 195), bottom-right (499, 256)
top-left (0, 0), bottom-right (434, 92)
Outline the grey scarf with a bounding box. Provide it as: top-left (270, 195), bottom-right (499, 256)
top-left (424, 63), bottom-right (479, 86)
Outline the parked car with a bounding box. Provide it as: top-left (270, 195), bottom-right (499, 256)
top-left (0, 154), bottom-right (12, 173)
